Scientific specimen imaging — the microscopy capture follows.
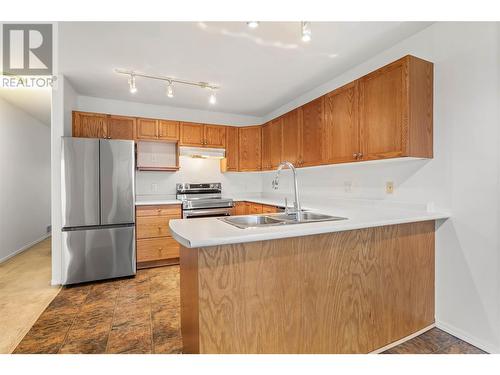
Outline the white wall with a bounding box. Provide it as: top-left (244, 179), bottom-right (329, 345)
top-left (0, 97), bottom-right (51, 263)
top-left (261, 22), bottom-right (500, 353)
top-left (77, 95), bottom-right (262, 126)
top-left (137, 156), bottom-right (262, 197)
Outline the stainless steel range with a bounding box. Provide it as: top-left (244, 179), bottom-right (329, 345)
top-left (176, 183), bottom-right (233, 219)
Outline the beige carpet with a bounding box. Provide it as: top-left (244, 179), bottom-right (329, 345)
top-left (0, 238), bottom-right (60, 353)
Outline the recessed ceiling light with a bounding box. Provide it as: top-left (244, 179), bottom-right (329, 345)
top-left (247, 21), bottom-right (259, 29)
top-left (301, 22), bottom-right (311, 42)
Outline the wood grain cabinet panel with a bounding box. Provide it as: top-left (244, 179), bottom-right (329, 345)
top-left (137, 237), bottom-right (180, 262)
top-left (238, 126), bottom-right (262, 171)
top-left (323, 81), bottom-right (360, 163)
top-left (72, 111), bottom-right (108, 138)
top-left (135, 204), bottom-right (181, 269)
top-left (158, 120), bottom-right (180, 141)
top-left (300, 97), bottom-right (325, 167)
top-left (106, 115), bottom-right (135, 140)
top-left (262, 204), bottom-right (280, 214)
top-left (359, 55), bottom-right (433, 160)
top-left (180, 122), bottom-right (204, 146)
top-left (223, 126), bottom-right (239, 172)
top-left (261, 123), bottom-right (272, 170)
top-left (248, 203), bottom-right (263, 214)
top-left (270, 118), bottom-right (283, 168)
top-left (136, 118), bottom-right (158, 140)
top-left (282, 109), bottom-right (302, 165)
top-left (204, 125), bottom-right (226, 148)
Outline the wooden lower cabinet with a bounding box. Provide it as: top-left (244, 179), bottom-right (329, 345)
top-left (136, 204), bottom-right (181, 269)
top-left (180, 221), bottom-right (435, 353)
top-left (231, 201), bottom-right (280, 215)
top-left (262, 204), bottom-right (280, 214)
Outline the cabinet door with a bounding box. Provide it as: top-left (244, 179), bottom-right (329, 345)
top-left (248, 203), bottom-right (263, 214)
top-left (225, 126), bottom-right (239, 171)
top-left (261, 123), bottom-right (272, 170)
top-left (72, 111), bottom-right (107, 138)
top-left (282, 109), bottom-right (301, 165)
top-left (300, 97), bottom-right (325, 167)
top-left (158, 120), bottom-right (180, 141)
top-left (359, 58), bottom-right (406, 160)
top-left (180, 122), bottom-right (204, 146)
top-left (238, 126), bottom-right (262, 171)
top-left (270, 118), bottom-right (283, 168)
top-left (323, 81), bottom-right (360, 163)
top-left (107, 115), bottom-right (135, 140)
top-left (136, 118), bottom-right (158, 140)
top-left (232, 201), bottom-right (247, 215)
top-left (204, 125), bottom-right (226, 148)
top-left (262, 204), bottom-right (279, 214)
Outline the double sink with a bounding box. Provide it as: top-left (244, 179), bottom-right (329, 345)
top-left (219, 211), bottom-right (347, 229)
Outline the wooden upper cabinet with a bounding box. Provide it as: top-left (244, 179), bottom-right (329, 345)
top-left (300, 96), bottom-right (325, 167)
top-left (238, 126), bottom-right (262, 171)
top-left (136, 118), bottom-right (158, 140)
top-left (72, 111), bottom-right (108, 138)
top-left (107, 115), bottom-right (135, 140)
top-left (180, 122), bottom-right (204, 146)
top-left (224, 126), bottom-right (239, 171)
top-left (261, 123), bottom-right (272, 170)
top-left (359, 55), bottom-right (433, 160)
top-left (158, 120), bottom-right (180, 141)
top-left (323, 81), bottom-right (360, 163)
top-left (282, 109), bottom-right (301, 166)
top-left (204, 125), bottom-right (226, 148)
top-left (270, 118), bottom-right (283, 168)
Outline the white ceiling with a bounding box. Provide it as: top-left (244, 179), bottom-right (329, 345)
top-left (0, 88), bottom-right (51, 125)
top-left (59, 22), bottom-right (432, 117)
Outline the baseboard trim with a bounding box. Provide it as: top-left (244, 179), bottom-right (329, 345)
top-left (370, 324), bottom-right (435, 354)
top-left (0, 234), bottom-right (51, 264)
top-left (435, 320), bottom-right (498, 354)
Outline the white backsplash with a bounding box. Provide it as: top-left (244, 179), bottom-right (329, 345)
top-left (135, 155), bottom-right (263, 196)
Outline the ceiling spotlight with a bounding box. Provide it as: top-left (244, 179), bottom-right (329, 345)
top-left (209, 90), bottom-right (217, 105)
top-left (128, 74), bottom-right (137, 94)
top-left (301, 21), bottom-right (311, 42)
top-left (247, 21), bottom-right (259, 29)
top-left (166, 81), bottom-right (174, 98)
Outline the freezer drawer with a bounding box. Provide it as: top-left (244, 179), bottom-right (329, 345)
top-left (100, 139), bottom-right (135, 225)
top-left (61, 137), bottom-right (100, 228)
top-left (62, 225), bottom-right (136, 285)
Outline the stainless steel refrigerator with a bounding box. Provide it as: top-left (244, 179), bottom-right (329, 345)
top-left (61, 137), bottom-right (136, 285)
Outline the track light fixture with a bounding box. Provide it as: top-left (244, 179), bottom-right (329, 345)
top-left (209, 90), bottom-right (217, 105)
top-left (247, 21), bottom-right (259, 29)
top-left (116, 69), bottom-right (219, 104)
top-left (301, 22), bottom-right (311, 42)
top-left (128, 74), bottom-right (137, 94)
top-left (166, 81), bottom-right (174, 98)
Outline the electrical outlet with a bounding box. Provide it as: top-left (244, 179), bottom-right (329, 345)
top-left (46, 225), bottom-right (52, 233)
top-left (386, 181), bottom-right (394, 194)
top-left (151, 183), bottom-right (159, 192)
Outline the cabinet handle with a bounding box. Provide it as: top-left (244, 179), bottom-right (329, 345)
top-left (158, 247), bottom-right (163, 251)
top-left (358, 153), bottom-right (363, 159)
top-left (157, 209), bottom-right (161, 213)
top-left (352, 153), bottom-right (358, 159)
top-left (158, 226), bottom-right (162, 230)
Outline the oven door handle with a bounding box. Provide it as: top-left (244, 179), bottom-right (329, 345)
top-left (183, 208), bottom-right (231, 218)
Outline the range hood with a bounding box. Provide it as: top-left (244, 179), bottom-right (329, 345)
top-left (179, 146), bottom-right (226, 159)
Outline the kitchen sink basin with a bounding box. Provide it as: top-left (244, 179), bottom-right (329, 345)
top-left (219, 215), bottom-right (286, 229)
top-left (270, 212), bottom-right (347, 223)
top-left (219, 212), bottom-right (347, 229)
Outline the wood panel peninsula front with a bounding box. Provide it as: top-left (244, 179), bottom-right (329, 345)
top-left (171, 210), bottom-right (447, 353)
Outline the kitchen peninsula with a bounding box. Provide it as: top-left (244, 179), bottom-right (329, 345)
top-left (170, 201), bottom-right (449, 353)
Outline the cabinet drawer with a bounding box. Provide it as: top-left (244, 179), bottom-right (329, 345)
top-left (136, 204), bottom-right (181, 217)
top-left (137, 237), bottom-right (179, 262)
top-left (136, 215), bottom-right (178, 239)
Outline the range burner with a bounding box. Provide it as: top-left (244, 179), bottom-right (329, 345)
top-left (176, 183), bottom-right (234, 218)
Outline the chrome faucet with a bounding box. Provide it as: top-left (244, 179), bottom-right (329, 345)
top-left (272, 161), bottom-right (301, 217)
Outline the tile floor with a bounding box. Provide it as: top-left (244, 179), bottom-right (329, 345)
top-left (14, 266), bottom-right (181, 354)
top-left (0, 238), bottom-right (60, 353)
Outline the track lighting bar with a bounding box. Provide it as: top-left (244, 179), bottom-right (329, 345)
top-left (115, 69), bottom-right (219, 90)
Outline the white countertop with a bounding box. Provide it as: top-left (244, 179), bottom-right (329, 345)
top-left (135, 195), bottom-right (181, 206)
top-left (169, 196), bottom-right (450, 248)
